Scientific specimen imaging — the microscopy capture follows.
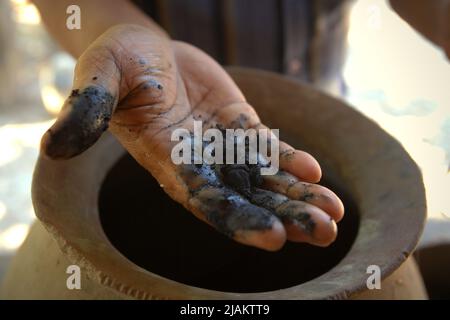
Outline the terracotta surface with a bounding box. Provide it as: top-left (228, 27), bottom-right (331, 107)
top-left (1, 68), bottom-right (427, 299)
top-left (0, 221), bottom-right (426, 299)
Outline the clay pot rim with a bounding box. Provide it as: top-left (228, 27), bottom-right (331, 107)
top-left (32, 67), bottom-right (427, 299)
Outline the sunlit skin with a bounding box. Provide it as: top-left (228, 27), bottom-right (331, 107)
top-left (41, 25), bottom-right (344, 251)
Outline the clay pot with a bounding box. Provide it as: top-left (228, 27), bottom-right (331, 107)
top-left (1, 68), bottom-right (427, 299)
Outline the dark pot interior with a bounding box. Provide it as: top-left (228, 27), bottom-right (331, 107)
top-left (99, 153), bottom-right (360, 293)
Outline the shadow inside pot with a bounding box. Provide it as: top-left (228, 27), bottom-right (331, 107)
top-left (99, 153), bottom-right (360, 293)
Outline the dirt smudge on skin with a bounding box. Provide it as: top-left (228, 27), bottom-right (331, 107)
top-left (174, 128), bottom-right (277, 237)
top-left (43, 85), bottom-right (115, 159)
top-left (247, 188), bottom-right (316, 235)
top-left (175, 124), bottom-right (317, 239)
top-left (178, 163), bottom-right (275, 237)
top-left (286, 212), bottom-right (316, 235)
top-left (194, 187), bottom-right (276, 238)
top-left (280, 149), bottom-right (296, 161)
top-left (275, 200), bottom-right (316, 235)
top-left (298, 184), bottom-right (315, 202)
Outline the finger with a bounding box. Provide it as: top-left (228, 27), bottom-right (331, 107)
top-left (283, 219), bottom-right (337, 247)
top-left (248, 188), bottom-right (338, 247)
top-left (279, 141), bottom-right (322, 183)
top-left (262, 171), bottom-right (344, 222)
top-left (278, 202), bottom-right (338, 247)
top-left (218, 116), bottom-right (322, 183)
top-left (179, 164), bottom-right (286, 251)
top-left (41, 48), bottom-right (121, 159)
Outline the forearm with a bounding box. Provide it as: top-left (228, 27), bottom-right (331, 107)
top-left (389, 0), bottom-right (450, 58)
top-left (32, 0), bottom-right (168, 58)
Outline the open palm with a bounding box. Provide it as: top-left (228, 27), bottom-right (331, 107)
top-left (42, 25), bottom-right (344, 251)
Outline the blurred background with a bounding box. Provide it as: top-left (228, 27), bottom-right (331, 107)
top-left (0, 0), bottom-right (449, 289)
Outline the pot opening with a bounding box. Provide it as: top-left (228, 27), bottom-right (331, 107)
top-left (99, 153), bottom-right (360, 293)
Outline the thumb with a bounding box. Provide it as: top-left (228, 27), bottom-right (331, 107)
top-left (41, 48), bottom-right (120, 159)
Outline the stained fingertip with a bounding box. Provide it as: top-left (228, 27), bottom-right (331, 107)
top-left (286, 216), bottom-right (337, 247)
top-left (331, 195), bottom-right (345, 223)
top-left (189, 187), bottom-right (287, 251)
top-left (312, 218), bottom-right (338, 247)
top-left (262, 172), bottom-right (344, 222)
top-left (41, 86), bottom-right (115, 160)
top-left (285, 222), bottom-right (310, 243)
top-left (295, 187), bottom-right (344, 223)
top-left (41, 128), bottom-right (73, 160)
top-left (280, 149), bottom-right (322, 183)
top-left (277, 199), bottom-right (338, 247)
top-left (235, 218), bottom-right (286, 251)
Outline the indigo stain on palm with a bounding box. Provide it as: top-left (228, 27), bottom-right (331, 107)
top-left (176, 127), bottom-right (316, 239)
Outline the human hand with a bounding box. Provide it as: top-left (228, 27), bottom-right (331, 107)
top-left (41, 24), bottom-right (344, 251)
